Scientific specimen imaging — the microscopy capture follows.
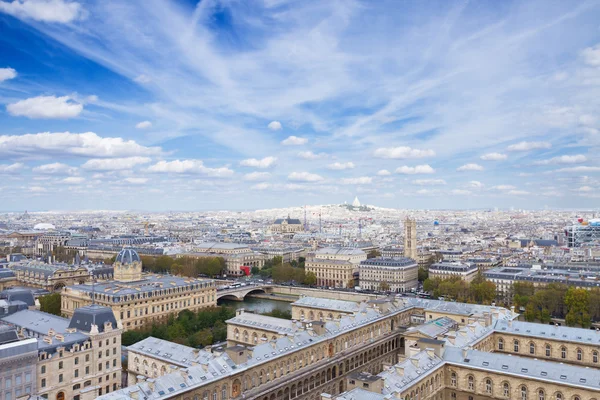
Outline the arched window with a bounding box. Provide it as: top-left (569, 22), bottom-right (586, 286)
top-left (514, 340), bottom-right (520, 352)
top-left (594, 351), bottom-right (598, 363)
top-left (545, 344), bottom-right (551, 357)
top-left (555, 393), bottom-right (562, 400)
top-left (529, 342), bottom-right (535, 354)
top-left (561, 347), bottom-right (567, 359)
top-left (577, 348), bottom-right (582, 361)
top-left (498, 338), bottom-right (504, 350)
top-left (468, 375), bottom-right (474, 390)
top-left (450, 372), bottom-right (457, 387)
top-left (503, 383), bottom-right (510, 398)
top-left (221, 385), bottom-right (227, 400)
top-left (485, 378), bottom-right (492, 394)
top-left (538, 389), bottom-right (544, 400)
top-left (573, 397), bottom-right (580, 400)
top-left (520, 385), bottom-right (528, 400)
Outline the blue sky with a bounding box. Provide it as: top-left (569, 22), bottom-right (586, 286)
top-left (1, 0), bottom-right (600, 211)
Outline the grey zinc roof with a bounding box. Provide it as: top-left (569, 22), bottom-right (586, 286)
top-left (292, 297), bottom-right (361, 313)
top-left (226, 312), bottom-right (297, 334)
top-left (129, 337), bottom-right (215, 367)
top-left (494, 319), bottom-right (600, 346)
top-left (194, 242), bottom-right (249, 250)
top-left (68, 304), bottom-right (118, 333)
top-left (116, 248), bottom-right (142, 264)
top-left (408, 317), bottom-right (457, 338)
top-left (378, 349), bottom-right (444, 394)
top-left (335, 387), bottom-right (387, 400)
top-left (315, 247), bottom-right (366, 256)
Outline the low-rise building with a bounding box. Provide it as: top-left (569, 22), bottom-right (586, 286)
top-left (358, 257), bottom-right (418, 293)
top-left (306, 247), bottom-right (367, 288)
top-left (183, 242), bottom-right (265, 276)
top-left (270, 217), bottom-right (304, 234)
top-left (0, 327), bottom-right (38, 400)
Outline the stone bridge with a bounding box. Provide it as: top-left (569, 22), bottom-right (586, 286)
top-left (216, 285), bottom-right (274, 301)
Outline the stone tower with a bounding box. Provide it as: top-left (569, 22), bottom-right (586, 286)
top-left (113, 248), bottom-right (143, 282)
top-left (403, 217), bottom-right (417, 260)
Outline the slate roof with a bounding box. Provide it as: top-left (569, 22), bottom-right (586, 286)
top-left (69, 304), bottom-right (118, 333)
top-left (129, 337), bottom-right (215, 368)
top-left (292, 297), bottom-right (361, 313)
top-left (226, 312), bottom-right (297, 334)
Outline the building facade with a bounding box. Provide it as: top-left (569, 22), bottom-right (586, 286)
top-left (403, 218), bottom-right (418, 261)
top-left (0, 328), bottom-right (38, 400)
top-left (306, 248), bottom-right (367, 288)
top-left (184, 242), bottom-right (266, 276)
top-left (358, 257), bottom-right (418, 293)
top-left (271, 217), bottom-right (304, 234)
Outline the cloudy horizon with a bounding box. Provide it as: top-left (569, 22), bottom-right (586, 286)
top-left (1, 0), bottom-right (600, 211)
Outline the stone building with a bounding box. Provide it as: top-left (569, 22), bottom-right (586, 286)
top-left (61, 249), bottom-right (216, 331)
top-left (271, 217), bottom-right (304, 234)
top-left (226, 310), bottom-right (299, 346)
top-left (1, 304), bottom-right (123, 400)
top-left (428, 261), bottom-right (478, 283)
top-left (8, 261), bottom-right (106, 291)
top-left (403, 218), bottom-right (418, 261)
top-left (306, 247), bottom-right (367, 288)
top-left (358, 257), bottom-right (418, 293)
top-left (35, 231), bottom-right (72, 257)
top-left (182, 242), bottom-right (265, 276)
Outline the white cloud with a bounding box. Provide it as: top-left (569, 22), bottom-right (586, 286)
top-left (297, 151), bottom-right (327, 160)
top-left (457, 163), bottom-right (484, 172)
top-left (507, 141), bottom-right (552, 152)
top-left (579, 115), bottom-right (597, 126)
top-left (341, 176), bottom-right (372, 185)
top-left (288, 171), bottom-right (324, 182)
top-left (582, 44), bottom-right (600, 67)
top-left (63, 176), bottom-right (85, 184)
top-left (579, 186), bottom-right (593, 192)
top-left (82, 157), bottom-right (151, 171)
top-left (0, 67), bottom-right (17, 82)
top-left (134, 74), bottom-right (151, 83)
top-left (555, 166), bottom-right (600, 173)
top-left (29, 186), bottom-right (46, 193)
top-left (240, 156), bottom-right (277, 168)
top-left (268, 121), bottom-right (282, 131)
top-left (0, 163), bottom-right (24, 173)
top-left (413, 179), bottom-right (446, 186)
top-left (7, 95), bottom-right (83, 119)
top-left (135, 121), bottom-right (152, 129)
top-left (148, 159), bottom-right (234, 177)
top-left (468, 181), bottom-right (484, 188)
top-left (251, 183), bottom-right (271, 190)
top-left (377, 169), bottom-right (391, 176)
top-left (33, 162), bottom-right (77, 175)
top-left (244, 172), bottom-right (271, 181)
top-left (533, 154), bottom-right (587, 165)
top-left (451, 189), bottom-right (471, 195)
top-left (124, 177), bottom-right (148, 184)
top-left (327, 162), bottom-right (355, 170)
top-left (395, 164), bottom-right (435, 175)
top-left (0, 0), bottom-right (84, 23)
top-left (374, 146), bottom-right (435, 159)
top-left (480, 152), bottom-right (507, 161)
top-left (491, 185), bottom-right (516, 190)
top-left (508, 190), bottom-right (529, 196)
top-left (0, 131), bottom-right (161, 158)
top-left (281, 136), bottom-right (308, 145)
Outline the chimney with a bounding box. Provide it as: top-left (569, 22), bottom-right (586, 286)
top-left (462, 347), bottom-right (469, 359)
top-left (508, 319), bottom-right (512, 327)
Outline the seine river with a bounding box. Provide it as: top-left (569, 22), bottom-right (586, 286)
top-left (218, 296), bottom-right (292, 313)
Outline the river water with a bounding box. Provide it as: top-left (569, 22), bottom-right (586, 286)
top-left (218, 296), bottom-right (292, 313)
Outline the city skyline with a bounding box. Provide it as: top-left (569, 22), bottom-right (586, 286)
top-left (1, 0), bottom-right (600, 211)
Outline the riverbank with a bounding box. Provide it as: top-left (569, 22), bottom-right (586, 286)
top-left (247, 292), bottom-right (299, 302)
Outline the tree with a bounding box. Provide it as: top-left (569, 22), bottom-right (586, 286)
top-left (251, 266), bottom-right (260, 275)
top-left (418, 268), bottom-right (429, 282)
top-left (39, 293), bottom-right (61, 316)
top-left (367, 249), bottom-right (381, 259)
top-left (379, 281), bottom-right (390, 292)
top-left (154, 255), bottom-right (175, 273)
top-left (304, 271), bottom-right (317, 286)
top-left (140, 255), bottom-right (156, 271)
top-left (347, 278), bottom-right (355, 289)
top-left (565, 287), bottom-right (591, 327)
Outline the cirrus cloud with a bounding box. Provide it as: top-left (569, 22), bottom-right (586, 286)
top-left (395, 164), bottom-right (435, 175)
top-left (533, 154), bottom-right (587, 165)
